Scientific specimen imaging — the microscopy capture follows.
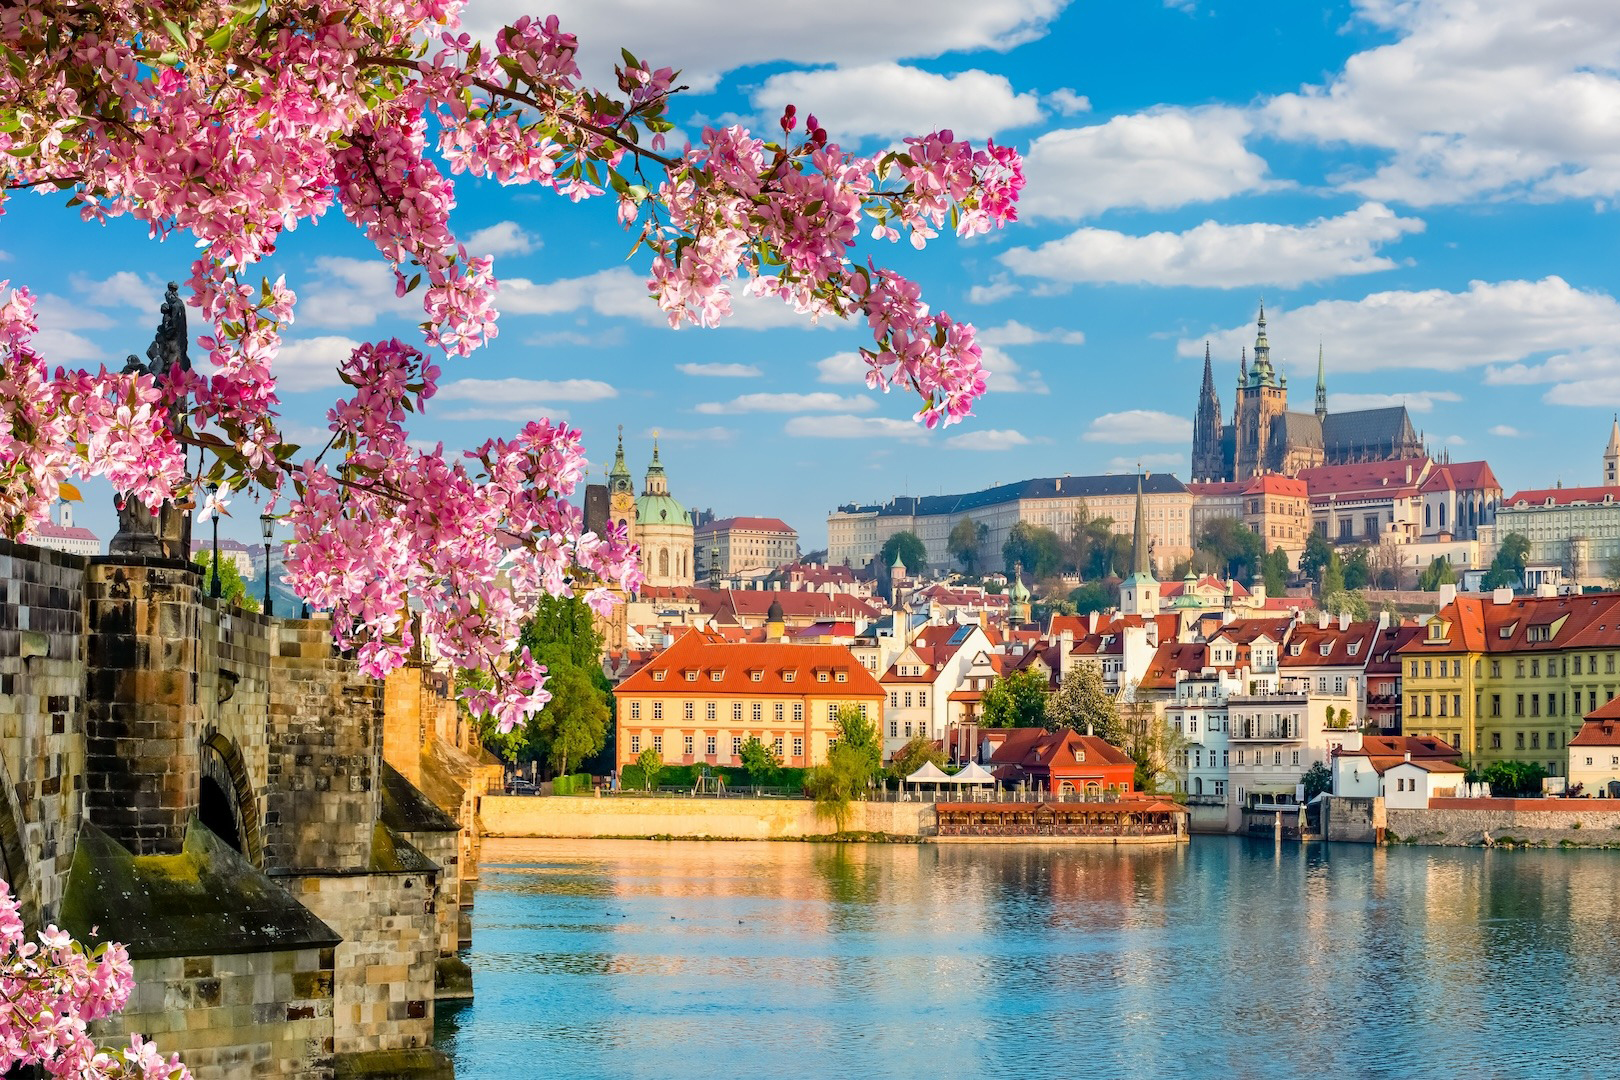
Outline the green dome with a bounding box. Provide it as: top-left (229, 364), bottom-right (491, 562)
top-left (1008, 575), bottom-right (1031, 602)
top-left (635, 493), bottom-right (690, 526)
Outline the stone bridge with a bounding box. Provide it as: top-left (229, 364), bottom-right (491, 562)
top-left (0, 538), bottom-right (501, 1078)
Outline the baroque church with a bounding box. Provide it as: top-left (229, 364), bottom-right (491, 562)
top-left (605, 428), bottom-right (694, 590)
top-left (1191, 305), bottom-right (1425, 482)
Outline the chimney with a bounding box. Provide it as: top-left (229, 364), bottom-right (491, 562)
top-left (1060, 628), bottom-right (1074, 652)
top-left (1087, 723), bottom-right (1094, 738)
top-left (1405, 463), bottom-right (1413, 484)
top-left (1404, 751), bottom-right (1411, 762)
top-left (1317, 610), bottom-right (1330, 630)
top-left (1339, 610), bottom-right (1351, 631)
top-left (1437, 582), bottom-right (1457, 607)
top-left (1492, 586), bottom-right (1513, 606)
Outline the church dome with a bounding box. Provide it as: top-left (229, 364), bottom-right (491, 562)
top-left (635, 492), bottom-right (690, 526)
top-left (1008, 574), bottom-right (1031, 602)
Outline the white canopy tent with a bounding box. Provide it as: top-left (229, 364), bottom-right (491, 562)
top-left (953, 761), bottom-right (997, 785)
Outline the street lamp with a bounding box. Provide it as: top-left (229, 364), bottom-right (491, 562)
top-left (206, 482), bottom-right (222, 599)
top-left (260, 512), bottom-right (275, 617)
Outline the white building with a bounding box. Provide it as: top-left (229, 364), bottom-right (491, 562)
top-left (878, 623), bottom-right (991, 759)
top-left (694, 516), bottom-right (799, 579)
top-left (21, 501), bottom-right (100, 557)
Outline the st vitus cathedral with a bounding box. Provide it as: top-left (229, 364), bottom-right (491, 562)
top-left (1191, 304), bottom-right (1425, 483)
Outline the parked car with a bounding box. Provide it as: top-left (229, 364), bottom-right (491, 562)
top-left (505, 778), bottom-right (538, 795)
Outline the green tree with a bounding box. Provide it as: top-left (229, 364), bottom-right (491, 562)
top-left (1481, 759), bottom-right (1547, 797)
top-left (1299, 532), bottom-right (1334, 584)
top-left (1197, 517), bottom-right (1263, 584)
top-left (880, 531), bottom-right (928, 574)
top-left (1321, 589), bottom-right (1369, 620)
top-left (1482, 533), bottom-right (1530, 591)
top-left (1002, 521), bottom-right (1063, 578)
top-left (1418, 556), bottom-right (1457, 592)
top-left (979, 668), bottom-right (1051, 728)
top-left (520, 592), bottom-right (604, 669)
top-left (805, 743), bottom-right (868, 834)
top-left (636, 746), bottom-right (663, 792)
top-left (739, 736), bottom-right (783, 789)
top-left (832, 706), bottom-right (883, 783)
top-left (947, 516), bottom-right (987, 575)
top-left (1341, 547), bottom-right (1371, 590)
top-left (193, 552), bottom-right (261, 612)
top-left (887, 734), bottom-right (947, 781)
top-left (530, 661), bottom-right (610, 778)
top-left (1606, 551), bottom-right (1620, 591)
top-left (1044, 664), bottom-right (1123, 742)
top-left (1321, 551), bottom-right (1346, 597)
top-left (1262, 547), bottom-right (1290, 597)
top-left (1067, 581), bottom-right (1115, 614)
top-left (1302, 761), bottom-right (1333, 800)
top-left (1119, 691), bottom-right (1186, 794)
top-left (1067, 504), bottom-right (1127, 580)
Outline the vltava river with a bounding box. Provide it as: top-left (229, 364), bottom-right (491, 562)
top-left (439, 837), bottom-right (1620, 1078)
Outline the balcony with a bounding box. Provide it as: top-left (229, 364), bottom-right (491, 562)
top-left (1228, 727), bottom-right (1301, 742)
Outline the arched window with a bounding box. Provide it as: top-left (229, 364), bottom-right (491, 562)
top-left (1424, 505), bottom-right (1432, 529)
top-left (659, 549), bottom-right (670, 577)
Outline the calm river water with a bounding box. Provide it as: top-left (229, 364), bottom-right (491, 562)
top-left (438, 837), bottom-right (1620, 1078)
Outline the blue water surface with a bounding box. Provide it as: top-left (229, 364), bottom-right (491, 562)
top-left (438, 837), bottom-right (1620, 1079)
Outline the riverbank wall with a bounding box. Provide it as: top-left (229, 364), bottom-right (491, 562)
top-left (480, 795), bottom-right (933, 840)
top-left (1387, 799), bottom-right (1620, 847)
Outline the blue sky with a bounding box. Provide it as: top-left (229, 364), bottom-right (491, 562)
top-left (14, 0), bottom-right (1620, 550)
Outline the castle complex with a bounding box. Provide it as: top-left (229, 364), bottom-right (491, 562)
top-left (1191, 305), bottom-right (1425, 482)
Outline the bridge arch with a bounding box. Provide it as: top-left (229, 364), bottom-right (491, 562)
top-left (198, 731), bottom-right (263, 867)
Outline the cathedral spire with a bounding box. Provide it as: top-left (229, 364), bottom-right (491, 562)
top-left (1314, 343), bottom-right (1328, 422)
top-left (1119, 470), bottom-right (1159, 616)
top-left (1239, 345), bottom-right (1247, 385)
top-left (1251, 300), bottom-right (1274, 386)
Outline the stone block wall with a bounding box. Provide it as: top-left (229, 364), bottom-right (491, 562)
top-left (397, 826), bottom-right (460, 959)
top-left (266, 623), bottom-right (382, 873)
top-left (0, 540), bottom-right (88, 925)
top-left (287, 868), bottom-right (438, 1055)
top-left (1388, 800), bottom-right (1620, 846)
top-left (200, 602), bottom-right (274, 867)
top-left (100, 947), bottom-right (337, 1079)
top-left (1321, 795), bottom-right (1384, 843)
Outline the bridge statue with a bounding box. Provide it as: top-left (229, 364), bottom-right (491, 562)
top-left (109, 281), bottom-right (193, 559)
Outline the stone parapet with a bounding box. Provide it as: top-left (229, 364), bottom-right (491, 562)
top-left (480, 794), bottom-right (933, 839)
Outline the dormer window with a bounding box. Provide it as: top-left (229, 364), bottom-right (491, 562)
top-left (1289, 644), bottom-right (1303, 656)
top-left (749, 670), bottom-right (763, 683)
top-left (783, 670), bottom-right (796, 683)
top-left (710, 670), bottom-right (723, 682)
top-left (1347, 642), bottom-right (1360, 657)
top-left (1071, 747), bottom-right (1085, 762)
top-left (1320, 643), bottom-right (1332, 656)
top-left (685, 670), bottom-right (697, 682)
top-left (836, 671), bottom-right (847, 683)
top-left (652, 670), bottom-right (666, 682)
top-left (817, 671), bottom-right (829, 683)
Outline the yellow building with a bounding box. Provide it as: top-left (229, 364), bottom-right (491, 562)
top-left (1401, 592), bottom-right (1620, 775)
top-left (614, 629), bottom-right (884, 773)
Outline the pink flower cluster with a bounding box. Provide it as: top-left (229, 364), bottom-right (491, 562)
top-left (0, 880), bottom-right (190, 1079)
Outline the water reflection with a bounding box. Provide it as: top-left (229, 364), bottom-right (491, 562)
top-left (442, 838), bottom-right (1620, 1079)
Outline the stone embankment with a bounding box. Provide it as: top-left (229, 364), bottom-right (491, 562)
top-left (481, 794), bottom-right (932, 840)
top-left (1387, 798), bottom-right (1620, 847)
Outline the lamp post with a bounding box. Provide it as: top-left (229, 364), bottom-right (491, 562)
top-left (260, 513), bottom-right (274, 617)
top-left (206, 482), bottom-right (222, 599)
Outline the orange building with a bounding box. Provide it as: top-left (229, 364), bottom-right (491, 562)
top-left (614, 629), bottom-right (885, 772)
top-left (983, 728), bottom-right (1137, 796)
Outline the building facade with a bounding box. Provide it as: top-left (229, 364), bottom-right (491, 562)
top-left (694, 516), bottom-right (800, 578)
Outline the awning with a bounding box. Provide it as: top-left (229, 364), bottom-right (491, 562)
top-left (905, 761), bottom-right (952, 783)
top-left (953, 761), bottom-right (997, 785)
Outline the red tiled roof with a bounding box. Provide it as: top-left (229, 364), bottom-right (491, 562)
top-left (985, 728), bottom-right (1133, 769)
top-left (1419, 460), bottom-right (1498, 493)
top-left (1403, 593), bottom-right (1620, 657)
top-left (696, 516), bottom-right (797, 535)
top-left (1209, 616), bottom-right (1292, 646)
top-left (1139, 642), bottom-right (1209, 691)
top-left (1336, 735), bottom-right (1463, 774)
top-left (1298, 457), bottom-right (1429, 499)
top-left (1161, 575), bottom-right (1252, 600)
top-left (1243, 474), bottom-right (1307, 497)
top-left (1503, 485), bottom-right (1620, 508)
top-left (1280, 620), bottom-right (1380, 668)
top-left (1186, 481), bottom-right (1246, 497)
top-left (616, 629), bottom-right (884, 697)
top-left (25, 523), bottom-right (99, 542)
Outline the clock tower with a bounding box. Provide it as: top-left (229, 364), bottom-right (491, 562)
top-left (608, 425), bottom-right (637, 536)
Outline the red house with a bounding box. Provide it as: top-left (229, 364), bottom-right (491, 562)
top-left (984, 728), bottom-right (1136, 796)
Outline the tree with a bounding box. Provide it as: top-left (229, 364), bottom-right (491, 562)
top-left (1341, 547), bottom-right (1371, 591)
top-left (1045, 664), bottom-right (1123, 742)
top-left (1118, 688), bottom-right (1186, 794)
top-left (979, 669), bottom-right (1051, 729)
top-left (880, 531), bottom-right (928, 575)
top-left (1262, 547), bottom-right (1290, 598)
top-left (1067, 504), bottom-right (1127, 581)
top-left (193, 552), bottom-right (261, 613)
top-left (1197, 517), bottom-right (1263, 584)
top-left (740, 737), bottom-right (783, 789)
top-left (1418, 556), bottom-right (1458, 592)
top-left (636, 747), bottom-right (663, 792)
top-left (1483, 533), bottom-right (1531, 591)
top-left (529, 661), bottom-right (610, 778)
top-left (887, 735), bottom-right (947, 782)
top-left (947, 516), bottom-right (988, 575)
top-left (832, 706), bottom-right (884, 785)
top-left (1321, 551), bottom-right (1346, 598)
top-left (1481, 759), bottom-right (1547, 798)
top-left (0, 3), bottom-right (1022, 737)
top-left (805, 744), bottom-right (867, 835)
top-left (1068, 581), bottom-right (1115, 614)
top-left (1302, 761), bottom-right (1333, 800)
top-left (1321, 589), bottom-right (1370, 620)
top-left (1003, 521), bottom-right (1063, 579)
top-left (1606, 551), bottom-right (1620, 591)
top-left (0, 882), bottom-right (192, 1078)
top-left (1299, 533), bottom-right (1334, 584)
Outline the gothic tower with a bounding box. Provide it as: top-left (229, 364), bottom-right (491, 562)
top-left (1314, 344), bottom-right (1328, 422)
top-left (1231, 302), bottom-right (1290, 482)
top-left (607, 426), bottom-right (637, 535)
top-left (1191, 341), bottom-right (1227, 482)
top-left (1606, 415), bottom-right (1620, 486)
top-left (1119, 472), bottom-right (1160, 617)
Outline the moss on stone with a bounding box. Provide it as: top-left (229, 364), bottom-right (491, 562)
top-left (380, 762), bottom-right (460, 834)
top-left (334, 1047), bottom-right (455, 1080)
top-left (369, 822), bottom-right (439, 875)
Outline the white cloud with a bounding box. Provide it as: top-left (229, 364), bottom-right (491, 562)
top-left (436, 377), bottom-right (617, 403)
top-left (298, 257), bottom-right (417, 329)
top-left (752, 64), bottom-right (1042, 142)
top-left (30, 294), bottom-right (108, 364)
top-left (1000, 203), bottom-right (1424, 289)
top-left (697, 392), bottom-right (875, 414)
top-left (979, 345), bottom-right (1049, 395)
top-left (1326, 390), bottom-right (1461, 414)
top-left (1082, 410), bottom-right (1192, 444)
top-left (272, 336), bottom-right (363, 393)
top-left (1047, 88), bottom-right (1090, 115)
top-left (1262, 0), bottom-right (1620, 206)
top-left (1489, 425), bottom-right (1523, 437)
top-left (524, 327), bottom-right (627, 348)
top-left (461, 0), bottom-right (1069, 93)
top-left (978, 320), bottom-right (1085, 347)
top-left (642, 426), bottom-right (737, 442)
top-left (465, 221), bottom-right (540, 256)
top-left (945, 429), bottom-right (1031, 451)
top-left (676, 362), bottom-right (762, 377)
top-left (1020, 108), bottom-right (1272, 220)
top-left (70, 271), bottom-right (162, 310)
top-left (500, 266), bottom-right (840, 332)
top-left (1108, 452), bottom-right (1185, 471)
top-left (1444, 434), bottom-right (1467, 446)
top-left (816, 352), bottom-right (869, 385)
top-left (967, 275), bottom-right (1020, 305)
top-left (784, 414), bottom-right (928, 440)
top-left (1182, 278), bottom-right (1620, 386)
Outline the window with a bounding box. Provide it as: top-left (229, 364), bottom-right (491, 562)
top-left (1236, 751), bottom-right (1245, 765)
top-left (1491, 661), bottom-right (1501, 678)
top-left (630, 702), bottom-right (641, 720)
top-left (1515, 732), bottom-right (1525, 750)
top-left (1334, 677), bottom-right (1346, 695)
top-left (1274, 751), bottom-right (1282, 765)
top-left (1531, 695), bottom-right (1541, 718)
top-left (903, 692), bottom-right (912, 708)
top-left (731, 736), bottom-right (742, 756)
top-left (1550, 731), bottom-right (1559, 750)
top-left (1491, 694), bottom-right (1501, 718)
top-left (652, 735), bottom-right (662, 754)
top-left (1222, 750), bottom-right (1229, 767)
top-left (707, 735), bottom-right (717, 755)
top-left (793, 703), bottom-right (803, 724)
top-left (793, 737), bottom-right (803, 758)
top-left (706, 702), bottom-right (716, 721)
top-left (1318, 676), bottom-right (1329, 693)
top-left (1190, 719), bottom-right (1199, 734)
top-left (1531, 732), bottom-right (1541, 750)
top-left (750, 671), bottom-right (762, 683)
top-left (684, 735), bottom-right (694, 756)
top-left (1532, 659), bottom-right (1541, 677)
top-left (1610, 654), bottom-right (1617, 675)
top-left (630, 735), bottom-right (641, 754)
top-left (1517, 660), bottom-right (1526, 678)
top-left (1491, 732), bottom-right (1501, 749)
top-left (1574, 655), bottom-right (1584, 675)
top-left (1516, 694), bottom-right (1525, 718)
top-left (1453, 694), bottom-right (1461, 718)
top-left (836, 672), bottom-right (846, 683)
top-left (1424, 661), bottom-right (1432, 679)
top-left (1423, 696), bottom-right (1432, 717)
top-left (774, 737), bottom-right (784, 756)
top-left (889, 692), bottom-right (898, 707)
top-left (1292, 751), bottom-right (1300, 766)
top-left (733, 702), bottom-right (743, 721)
top-left (918, 691), bottom-right (928, 708)
top-left (1194, 749), bottom-right (1202, 769)
top-left (817, 671), bottom-right (829, 683)
top-left (774, 702), bottom-right (785, 722)
top-left (783, 670), bottom-right (796, 683)
top-left (684, 701), bottom-right (694, 720)
top-left (890, 721), bottom-right (899, 737)
top-left (653, 701), bottom-right (663, 720)
top-left (827, 738), bottom-right (838, 752)
top-left (1439, 696), bottom-right (1448, 718)
top-left (752, 702), bottom-right (763, 722)
top-left (685, 671), bottom-right (697, 683)
top-left (1409, 661), bottom-right (1419, 679)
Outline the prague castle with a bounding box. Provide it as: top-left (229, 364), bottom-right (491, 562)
top-left (1191, 304), bottom-right (1425, 483)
